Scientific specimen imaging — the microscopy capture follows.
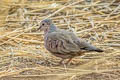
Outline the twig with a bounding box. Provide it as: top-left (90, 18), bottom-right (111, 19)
top-left (45, 0), bottom-right (84, 19)
top-left (97, 44), bottom-right (120, 47)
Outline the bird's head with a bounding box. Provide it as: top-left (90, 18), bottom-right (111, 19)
top-left (37, 19), bottom-right (52, 31)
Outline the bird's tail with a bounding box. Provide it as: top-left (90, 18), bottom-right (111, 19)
top-left (81, 45), bottom-right (103, 52)
top-left (94, 48), bottom-right (103, 52)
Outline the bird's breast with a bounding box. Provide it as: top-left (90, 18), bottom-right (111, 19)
top-left (44, 36), bottom-right (59, 53)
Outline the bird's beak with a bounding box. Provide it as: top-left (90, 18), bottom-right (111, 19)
top-left (37, 26), bottom-right (42, 31)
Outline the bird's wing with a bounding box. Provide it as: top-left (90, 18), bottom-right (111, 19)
top-left (45, 31), bottom-right (80, 54)
top-left (69, 32), bottom-right (103, 52)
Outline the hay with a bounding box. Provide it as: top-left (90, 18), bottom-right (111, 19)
top-left (0, 0), bottom-right (120, 80)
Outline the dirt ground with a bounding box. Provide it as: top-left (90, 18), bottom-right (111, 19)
top-left (0, 0), bottom-right (120, 80)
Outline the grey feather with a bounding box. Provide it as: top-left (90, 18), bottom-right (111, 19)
top-left (38, 19), bottom-right (103, 64)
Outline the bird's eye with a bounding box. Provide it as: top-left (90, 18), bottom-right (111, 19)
top-left (42, 23), bottom-right (45, 26)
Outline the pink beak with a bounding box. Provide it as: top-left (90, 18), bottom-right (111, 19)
top-left (37, 26), bottom-right (42, 31)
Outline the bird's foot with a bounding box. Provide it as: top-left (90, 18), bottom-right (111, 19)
top-left (58, 58), bottom-right (73, 66)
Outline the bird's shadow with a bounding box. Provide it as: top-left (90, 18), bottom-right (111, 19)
top-left (35, 57), bottom-right (89, 68)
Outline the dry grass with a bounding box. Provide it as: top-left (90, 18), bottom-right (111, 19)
top-left (0, 0), bottom-right (120, 80)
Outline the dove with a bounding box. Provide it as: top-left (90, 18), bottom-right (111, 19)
top-left (37, 19), bottom-right (103, 64)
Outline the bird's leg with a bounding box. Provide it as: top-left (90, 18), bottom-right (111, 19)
top-left (59, 59), bottom-right (65, 64)
top-left (66, 57), bottom-right (73, 65)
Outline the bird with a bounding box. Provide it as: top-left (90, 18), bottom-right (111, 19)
top-left (37, 19), bottom-right (103, 65)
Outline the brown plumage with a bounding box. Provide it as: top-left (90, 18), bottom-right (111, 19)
top-left (38, 19), bottom-right (103, 64)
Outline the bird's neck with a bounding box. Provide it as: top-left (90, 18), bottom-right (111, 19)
top-left (49, 24), bottom-right (57, 32)
top-left (44, 24), bottom-right (57, 36)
